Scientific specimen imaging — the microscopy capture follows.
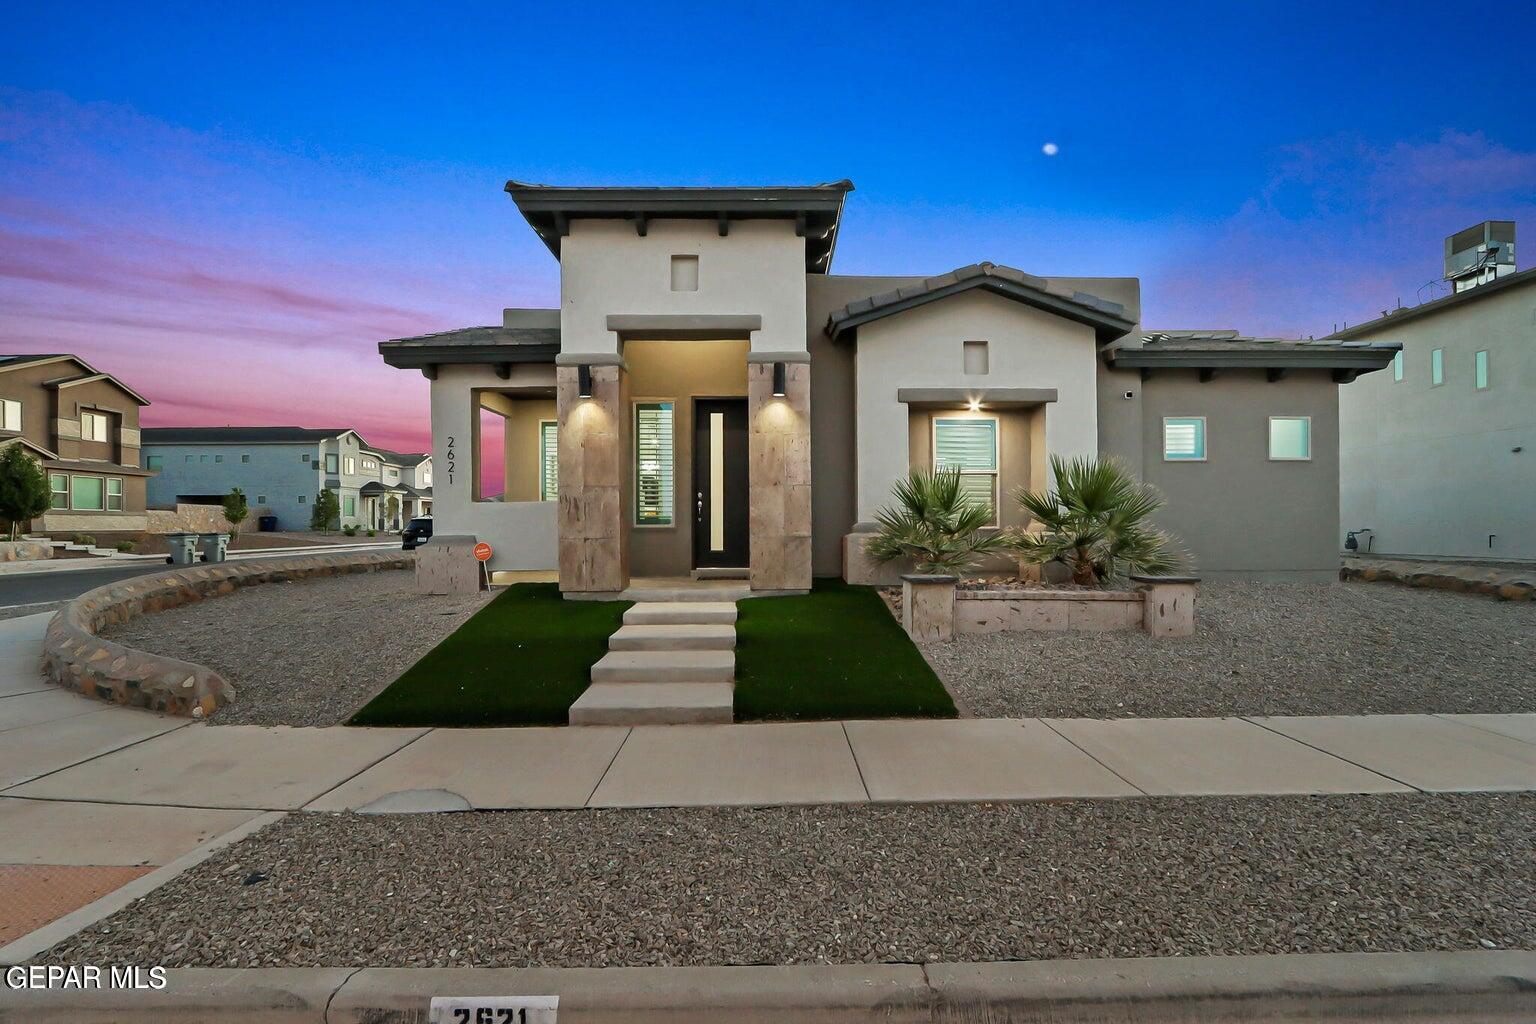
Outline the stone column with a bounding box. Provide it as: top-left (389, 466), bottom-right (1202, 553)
top-left (1131, 574), bottom-right (1200, 636)
top-left (901, 574), bottom-right (956, 641)
top-left (747, 358), bottom-right (811, 591)
top-left (556, 362), bottom-right (627, 593)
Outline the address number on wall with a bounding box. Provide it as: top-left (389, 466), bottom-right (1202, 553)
top-left (429, 995), bottom-right (558, 1023)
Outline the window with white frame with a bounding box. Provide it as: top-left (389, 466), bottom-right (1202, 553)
top-left (81, 411), bottom-right (109, 442)
top-left (362, 458), bottom-right (377, 470)
top-left (106, 477), bottom-right (123, 511)
top-left (344, 456), bottom-right (356, 474)
top-left (1163, 417), bottom-right (1206, 461)
top-left (325, 453), bottom-right (338, 474)
top-left (539, 421), bottom-right (559, 502)
top-left (1392, 350), bottom-right (1404, 382)
top-left (1431, 348), bottom-right (1444, 386)
top-left (1475, 350), bottom-right (1490, 390)
top-left (634, 402), bottom-right (674, 526)
top-left (1268, 417), bottom-right (1311, 461)
top-left (933, 416), bottom-right (999, 523)
top-left (71, 475), bottom-right (104, 510)
top-left (49, 473), bottom-right (68, 510)
top-left (342, 495), bottom-right (356, 517)
top-left (0, 399), bottom-right (20, 432)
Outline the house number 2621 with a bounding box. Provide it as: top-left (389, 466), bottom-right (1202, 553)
top-left (429, 995), bottom-right (557, 1023)
top-left (445, 435), bottom-right (455, 485)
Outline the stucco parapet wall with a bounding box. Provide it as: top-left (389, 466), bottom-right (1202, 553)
top-left (43, 550), bottom-right (413, 718)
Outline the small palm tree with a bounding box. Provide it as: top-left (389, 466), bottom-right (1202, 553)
top-left (1011, 455), bottom-right (1184, 585)
top-left (867, 467), bottom-right (1008, 576)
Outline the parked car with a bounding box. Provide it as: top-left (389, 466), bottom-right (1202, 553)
top-left (401, 516), bottom-right (433, 550)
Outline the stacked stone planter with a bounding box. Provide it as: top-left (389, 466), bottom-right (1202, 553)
top-left (43, 550), bottom-right (412, 718)
top-left (900, 574), bottom-right (1200, 640)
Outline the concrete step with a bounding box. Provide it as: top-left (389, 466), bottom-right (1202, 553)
top-left (609, 623), bottom-right (736, 651)
top-left (618, 586), bottom-right (750, 602)
top-left (569, 682), bottom-right (734, 726)
top-left (592, 650), bottom-right (735, 684)
top-left (692, 567), bottom-right (749, 580)
top-left (624, 602), bottom-right (738, 626)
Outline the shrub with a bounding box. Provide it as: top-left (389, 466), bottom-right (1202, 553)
top-left (366, 528), bottom-right (376, 537)
top-left (866, 467), bottom-right (1006, 576)
top-left (72, 534), bottom-right (97, 547)
top-left (1011, 455), bottom-right (1184, 586)
top-left (115, 540), bottom-right (136, 553)
top-left (342, 524), bottom-right (358, 536)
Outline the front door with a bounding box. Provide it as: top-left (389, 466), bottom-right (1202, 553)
top-left (692, 399), bottom-right (749, 568)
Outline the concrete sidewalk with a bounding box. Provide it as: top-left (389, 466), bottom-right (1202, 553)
top-left (1, 951), bottom-right (1531, 1022)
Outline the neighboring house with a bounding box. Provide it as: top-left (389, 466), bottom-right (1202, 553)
top-left (379, 180), bottom-right (1397, 591)
top-left (1335, 222), bottom-right (1533, 561)
top-left (0, 354), bottom-right (154, 533)
top-left (140, 427), bottom-right (431, 532)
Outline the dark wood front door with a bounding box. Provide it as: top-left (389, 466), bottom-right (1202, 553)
top-left (692, 399), bottom-right (749, 568)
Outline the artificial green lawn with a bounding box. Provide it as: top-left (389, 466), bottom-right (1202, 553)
top-left (734, 578), bottom-right (957, 721)
top-left (349, 578), bottom-right (955, 726)
top-left (348, 583), bottom-right (630, 727)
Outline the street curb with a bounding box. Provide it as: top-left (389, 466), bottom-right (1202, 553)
top-left (1, 951), bottom-right (1532, 1022)
top-left (0, 544), bottom-right (399, 576)
top-left (0, 811), bottom-right (286, 966)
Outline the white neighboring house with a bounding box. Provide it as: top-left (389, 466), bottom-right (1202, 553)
top-left (1335, 221), bottom-right (1534, 562)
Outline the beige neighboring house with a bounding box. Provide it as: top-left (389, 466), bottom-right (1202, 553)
top-left (1335, 222), bottom-right (1534, 562)
top-left (380, 180), bottom-right (1398, 591)
top-left (0, 354), bottom-right (154, 532)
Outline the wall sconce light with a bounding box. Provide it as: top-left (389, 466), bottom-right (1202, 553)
top-left (577, 364), bottom-right (593, 398)
top-left (771, 361), bottom-right (787, 397)
top-left (967, 397), bottom-right (982, 412)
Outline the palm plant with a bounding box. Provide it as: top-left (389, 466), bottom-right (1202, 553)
top-left (867, 467), bottom-right (1008, 576)
top-left (1011, 455), bottom-right (1183, 585)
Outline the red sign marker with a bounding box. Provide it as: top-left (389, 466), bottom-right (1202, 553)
top-left (473, 542), bottom-right (493, 562)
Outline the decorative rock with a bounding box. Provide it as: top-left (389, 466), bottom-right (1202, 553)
top-left (42, 550), bottom-right (412, 718)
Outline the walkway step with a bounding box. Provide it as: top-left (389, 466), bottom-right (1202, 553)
top-left (618, 586), bottom-right (750, 603)
top-left (609, 623), bottom-right (736, 651)
top-left (592, 650), bottom-right (735, 684)
top-left (624, 602), bottom-right (738, 626)
top-left (569, 682), bottom-right (734, 725)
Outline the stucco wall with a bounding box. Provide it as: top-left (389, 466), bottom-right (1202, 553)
top-left (145, 443), bottom-right (317, 531)
top-left (1139, 369), bottom-right (1341, 579)
top-left (852, 289), bottom-right (1100, 522)
top-left (500, 397), bottom-right (557, 503)
top-left (559, 219), bottom-right (808, 357)
top-left (1338, 281), bottom-right (1536, 560)
top-left (429, 363), bottom-right (558, 571)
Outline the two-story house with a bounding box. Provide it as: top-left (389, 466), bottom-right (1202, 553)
top-left (140, 426), bottom-right (430, 532)
top-left (0, 354), bottom-right (155, 533)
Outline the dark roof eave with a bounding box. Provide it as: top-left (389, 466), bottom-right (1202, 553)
top-left (378, 342), bottom-right (559, 369)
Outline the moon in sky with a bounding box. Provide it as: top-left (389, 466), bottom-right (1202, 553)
top-left (1042, 142), bottom-right (1059, 156)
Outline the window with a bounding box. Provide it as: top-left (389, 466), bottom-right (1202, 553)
top-left (1475, 350), bottom-right (1490, 390)
top-left (342, 496), bottom-right (356, 517)
top-left (933, 417), bottom-right (999, 522)
top-left (0, 399), bottom-right (20, 432)
top-left (256, 494), bottom-right (267, 504)
top-left (634, 402), bottom-right (674, 525)
top-left (1163, 417), bottom-right (1206, 461)
top-left (362, 458), bottom-right (377, 470)
top-left (1431, 348), bottom-right (1444, 386)
top-left (241, 454), bottom-right (250, 463)
top-left (81, 411), bottom-right (109, 442)
top-left (146, 454), bottom-right (163, 470)
top-left (344, 456), bottom-right (356, 474)
top-left (71, 475), bottom-right (104, 511)
top-left (325, 453), bottom-right (338, 474)
top-left (184, 455), bottom-right (192, 463)
top-left (540, 421), bottom-right (559, 501)
top-left (385, 467), bottom-right (397, 480)
top-left (298, 494), bottom-right (306, 504)
top-left (1392, 350), bottom-right (1404, 382)
top-left (1268, 417), bottom-right (1311, 461)
top-left (49, 473), bottom-right (68, 510)
top-left (199, 454), bottom-right (207, 462)
top-left (215, 454), bottom-right (223, 463)
top-left (963, 340), bottom-right (989, 375)
top-left (302, 452), bottom-right (310, 462)
top-left (106, 477), bottom-right (123, 511)
top-left (423, 470), bottom-right (432, 486)
top-left (670, 254), bottom-right (699, 292)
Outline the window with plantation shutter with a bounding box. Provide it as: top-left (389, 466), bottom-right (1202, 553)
top-left (539, 421), bottom-right (558, 501)
top-left (933, 417), bottom-right (998, 524)
top-left (1163, 417), bottom-right (1206, 461)
top-left (634, 402), bottom-right (674, 525)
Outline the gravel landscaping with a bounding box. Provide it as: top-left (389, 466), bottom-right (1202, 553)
top-left (924, 580), bottom-right (1536, 718)
top-left (102, 570), bottom-right (493, 726)
top-left (41, 794), bottom-right (1533, 967)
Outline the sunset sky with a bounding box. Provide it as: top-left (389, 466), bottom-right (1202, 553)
top-left (2, 1), bottom-right (1532, 456)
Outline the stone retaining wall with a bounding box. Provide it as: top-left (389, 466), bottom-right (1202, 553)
top-left (1341, 561), bottom-right (1534, 601)
top-left (0, 539), bottom-right (53, 562)
top-left (146, 503), bottom-right (236, 535)
top-left (43, 551), bottom-right (412, 717)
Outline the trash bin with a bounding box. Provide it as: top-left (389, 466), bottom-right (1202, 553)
top-left (258, 515), bottom-right (278, 532)
top-left (199, 532), bottom-right (229, 564)
top-left (165, 532), bottom-right (199, 566)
